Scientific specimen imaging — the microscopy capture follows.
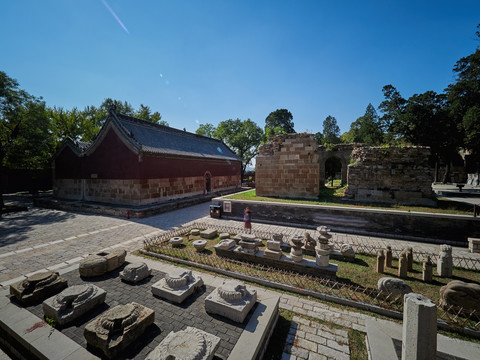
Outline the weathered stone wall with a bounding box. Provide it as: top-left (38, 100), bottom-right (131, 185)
top-left (53, 175), bottom-right (240, 206)
top-left (256, 134), bottom-right (319, 199)
top-left (345, 146), bottom-right (435, 206)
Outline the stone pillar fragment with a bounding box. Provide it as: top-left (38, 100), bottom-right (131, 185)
top-left (385, 246), bottom-right (393, 268)
top-left (422, 256), bottom-right (433, 283)
top-left (406, 247), bottom-right (413, 271)
top-left (376, 250), bottom-right (385, 273)
top-left (401, 293), bottom-right (437, 360)
top-left (437, 245), bottom-right (453, 278)
top-left (398, 252), bottom-right (408, 279)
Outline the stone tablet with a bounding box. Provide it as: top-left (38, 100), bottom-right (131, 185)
top-left (377, 277), bottom-right (412, 297)
top-left (10, 271), bottom-right (68, 305)
top-left (151, 269), bottom-right (203, 304)
top-left (120, 262), bottom-right (151, 283)
top-left (200, 229), bottom-right (217, 239)
top-left (43, 284), bottom-right (106, 325)
top-left (84, 302), bottom-right (154, 359)
top-left (205, 280), bottom-right (256, 323)
top-left (146, 326), bottom-right (220, 360)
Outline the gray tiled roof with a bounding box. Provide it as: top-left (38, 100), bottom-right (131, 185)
top-left (112, 112), bottom-right (240, 161)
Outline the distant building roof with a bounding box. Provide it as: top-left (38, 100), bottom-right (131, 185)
top-left (56, 110), bottom-right (241, 162)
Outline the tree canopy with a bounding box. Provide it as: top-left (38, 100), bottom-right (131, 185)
top-left (215, 118), bottom-right (264, 175)
top-left (265, 109), bottom-right (295, 136)
top-left (321, 115), bottom-right (341, 145)
top-left (342, 104), bottom-right (383, 145)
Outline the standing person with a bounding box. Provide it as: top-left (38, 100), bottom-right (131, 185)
top-left (243, 207), bottom-right (252, 234)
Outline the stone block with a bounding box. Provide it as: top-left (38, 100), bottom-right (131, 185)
top-left (193, 239), bottom-right (208, 252)
top-left (214, 239), bottom-right (236, 250)
top-left (401, 293), bottom-right (437, 360)
top-left (43, 284), bottom-right (106, 326)
top-left (205, 280), bottom-right (257, 323)
top-left (151, 269), bottom-right (203, 304)
top-left (79, 249), bottom-right (126, 277)
top-left (84, 302), bottom-right (154, 359)
top-left (219, 233), bottom-right (230, 239)
top-left (468, 237), bottom-right (480, 253)
top-left (264, 248), bottom-right (283, 260)
top-left (200, 229), bottom-right (217, 239)
top-left (10, 271), bottom-right (68, 305)
top-left (169, 236), bottom-right (183, 248)
top-left (119, 262), bottom-right (151, 283)
top-left (146, 327), bottom-right (220, 360)
top-left (437, 244), bottom-right (453, 278)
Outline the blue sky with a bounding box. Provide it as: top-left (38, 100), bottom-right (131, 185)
top-left (1, 1), bottom-right (479, 134)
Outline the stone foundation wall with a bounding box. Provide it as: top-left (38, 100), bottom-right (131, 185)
top-left (54, 175), bottom-right (240, 205)
top-left (256, 134), bottom-right (319, 199)
top-left (345, 146), bottom-right (435, 206)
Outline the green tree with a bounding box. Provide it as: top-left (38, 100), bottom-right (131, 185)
top-left (215, 119), bottom-right (264, 175)
top-left (195, 123), bottom-right (217, 138)
top-left (343, 104), bottom-right (383, 145)
top-left (322, 115), bottom-right (340, 145)
top-left (136, 104), bottom-right (164, 125)
top-left (0, 71), bottom-right (53, 207)
top-left (446, 25), bottom-right (480, 156)
top-left (265, 109), bottom-right (295, 137)
top-left (378, 85), bottom-right (407, 143)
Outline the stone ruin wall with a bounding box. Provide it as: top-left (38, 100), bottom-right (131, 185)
top-left (345, 146), bottom-right (436, 206)
top-left (256, 134), bottom-right (320, 199)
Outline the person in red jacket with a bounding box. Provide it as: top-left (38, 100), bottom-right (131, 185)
top-left (243, 207), bottom-right (252, 234)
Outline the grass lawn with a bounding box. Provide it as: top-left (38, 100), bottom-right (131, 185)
top-left (148, 233), bottom-right (480, 305)
top-left (225, 188), bottom-right (474, 215)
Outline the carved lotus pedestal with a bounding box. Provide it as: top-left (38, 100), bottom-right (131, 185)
top-left (146, 326), bottom-right (220, 360)
top-left (43, 284), bottom-right (106, 325)
top-left (151, 269), bottom-right (203, 303)
top-left (10, 271), bottom-right (68, 305)
top-left (120, 262), bottom-right (151, 283)
top-left (79, 249), bottom-right (126, 277)
top-left (84, 302), bottom-right (154, 359)
top-left (205, 280), bottom-right (256, 323)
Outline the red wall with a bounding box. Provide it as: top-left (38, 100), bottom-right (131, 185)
top-left (55, 128), bottom-right (241, 179)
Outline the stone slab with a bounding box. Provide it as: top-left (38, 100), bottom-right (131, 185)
top-left (43, 284), bottom-right (107, 326)
top-left (84, 302), bottom-right (155, 359)
top-left (145, 326), bottom-right (220, 360)
top-left (205, 281), bottom-right (257, 323)
top-left (151, 275), bottom-right (203, 304)
top-left (9, 271), bottom-right (68, 305)
top-left (200, 229), bottom-right (218, 239)
top-left (365, 318), bottom-right (480, 360)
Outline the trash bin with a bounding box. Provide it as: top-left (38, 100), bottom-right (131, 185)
top-left (209, 204), bottom-right (222, 218)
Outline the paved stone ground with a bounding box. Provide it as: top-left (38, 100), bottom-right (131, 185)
top-left (283, 316), bottom-right (350, 360)
top-left (24, 267), bottom-right (245, 360)
top-left (1, 197), bottom-right (480, 359)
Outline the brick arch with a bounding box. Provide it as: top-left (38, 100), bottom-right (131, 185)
top-left (318, 145), bottom-right (357, 187)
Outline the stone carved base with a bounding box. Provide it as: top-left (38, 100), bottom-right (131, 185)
top-left (151, 269), bottom-right (203, 304)
top-left (84, 302), bottom-right (154, 359)
top-left (79, 249), bottom-right (126, 277)
top-left (439, 280), bottom-right (480, 311)
top-left (120, 262), bottom-right (151, 283)
top-left (10, 271), bottom-right (68, 305)
top-left (43, 284), bottom-right (106, 325)
top-left (377, 277), bottom-right (413, 297)
top-left (264, 248), bottom-right (283, 260)
top-left (205, 280), bottom-right (256, 323)
top-left (145, 326), bottom-right (220, 360)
